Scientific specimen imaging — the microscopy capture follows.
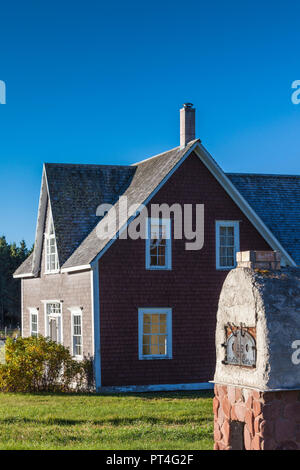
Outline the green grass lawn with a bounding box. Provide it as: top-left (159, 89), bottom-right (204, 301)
top-left (0, 390), bottom-right (213, 450)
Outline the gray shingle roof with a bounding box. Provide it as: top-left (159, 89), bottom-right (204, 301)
top-left (14, 141), bottom-right (300, 276)
top-left (62, 140), bottom-right (198, 269)
top-left (13, 252), bottom-right (34, 276)
top-left (227, 173), bottom-right (300, 266)
top-left (14, 164), bottom-right (135, 277)
top-left (45, 163), bottom-right (135, 267)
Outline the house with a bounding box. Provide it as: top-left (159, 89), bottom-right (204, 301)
top-left (13, 104), bottom-right (300, 392)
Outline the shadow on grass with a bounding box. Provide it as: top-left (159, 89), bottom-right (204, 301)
top-left (0, 415), bottom-right (213, 427)
top-left (20, 390), bottom-right (214, 400)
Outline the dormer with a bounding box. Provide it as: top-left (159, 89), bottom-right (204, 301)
top-left (44, 219), bottom-right (59, 274)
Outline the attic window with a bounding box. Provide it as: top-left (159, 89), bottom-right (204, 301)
top-left (45, 222), bottom-right (59, 273)
top-left (146, 218), bottom-right (172, 270)
top-left (216, 221), bottom-right (240, 270)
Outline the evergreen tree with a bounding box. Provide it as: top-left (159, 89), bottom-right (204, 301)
top-left (0, 237), bottom-right (32, 327)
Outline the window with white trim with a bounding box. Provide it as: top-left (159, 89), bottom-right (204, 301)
top-left (29, 308), bottom-right (38, 337)
top-left (146, 218), bottom-right (171, 270)
top-left (45, 222), bottom-right (59, 273)
top-left (45, 302), bottom-right (62, 343)
top-left (216, 221), bottom-right (240, 269)
top-left (71, 309), bottom-right (83, 358)
top-left (138, 308), bottom-right (172, 359)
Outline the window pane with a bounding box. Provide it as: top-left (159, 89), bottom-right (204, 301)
top-left (73, 336), bottom-right (82, 356)
top-left (73, 314), bottom-right (82, 356)
top-left (143, 335), bottom-right (150, 345)
top-left (47, 303), bottom-right (61, 315)
top-left (219, 224), bottom-right (236, 268)
top-left (142, 313), bottom-right (169, 356)
top-left (46, 234), bottom-right (58, 272)
top-left (158, 245), bottom-right (165, 256)
top-left (151, 344), bottom-right (159, 355)
top-left (150, 255), bottom-right (158, 266)
top-left (148, 220), bottom-right (169, 268)
top-left (31, 313), bottom-right (38, 336)
top-left (151, 334), bottom-right (159, 345)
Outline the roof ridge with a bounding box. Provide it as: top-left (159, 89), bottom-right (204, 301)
top-left (44, 163), bottom-right (133, 169)
top-left (132, 139), bottom-right (200, 166)
top-left (227, 172), bottom-right (300, 178)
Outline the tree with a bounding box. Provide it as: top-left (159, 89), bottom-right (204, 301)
top-left (0, 237), bottom-right (32, 327)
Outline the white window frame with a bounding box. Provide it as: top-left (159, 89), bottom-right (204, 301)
top-left (69, 307), bottom-right (83, 359)
top-left (216, 220), bottom-right (240, 270)
top-left (29, 307), bottom-right (38, 337)
top-left (43, 300), bottom-right (63, 344)
top-left (138, 308), bottom-right (172, 360)
top-left (44, 221), bottom-right (59, 274)
top-left (145, 218), bottom-right (172, 270)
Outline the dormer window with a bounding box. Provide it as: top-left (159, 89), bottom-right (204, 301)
top-left (45, 222), bottom-right (59, 273)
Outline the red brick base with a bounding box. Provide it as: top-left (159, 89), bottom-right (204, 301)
top-left (214, 384), bottom-right (300, 450)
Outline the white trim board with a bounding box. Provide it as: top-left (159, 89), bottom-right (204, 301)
top-left (61, 264), bottom-right (91, 273)
top-left (13, 273), bottom-right (35, 279)
top-left (98, 382), bottom-right (214, 393)
top-left (32, 166), bottom-right (48, 277)
top-left (21, 279), bottom-right (24, 337)
top-left (92, 264), bottom-right (101, 391)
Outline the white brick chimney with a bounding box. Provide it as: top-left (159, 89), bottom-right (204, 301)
top-left (180, 103), bottom-right (195, 147)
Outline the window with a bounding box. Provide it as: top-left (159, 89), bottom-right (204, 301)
top-left (71, 309), bottom-right (83, 358)
top-left (216, 221), bottom-right (240, 269)
top-left (44, 302), bottom-right (62, 343)
top-left (146, 218), bottom-right (171, 270)
top-left (45, 222), bottom-right (59, 273)
top-left (138, 308), bottom-right (172, 360)
top-left (29, 308), bottom-right (38, 337)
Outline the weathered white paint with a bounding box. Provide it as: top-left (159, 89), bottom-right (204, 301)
top-left (98, 382), bottom-right (214, 393)
top-left (92, 264), bottom-right (101, 391)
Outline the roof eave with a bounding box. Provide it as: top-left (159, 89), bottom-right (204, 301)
top-left (194, 144), bottom-right (297, 267)
top-left (60, 264), bottom-right (91, 273)
top-left (13, 273), bottom-right (35, 279)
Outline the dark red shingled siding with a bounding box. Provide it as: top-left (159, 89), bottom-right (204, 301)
top-left (98, 152), bottom-right (270, 387)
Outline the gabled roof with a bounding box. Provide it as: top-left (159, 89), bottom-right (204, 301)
top-left (45, 163), bottom-right (135, 266)
top-left (14, 139), bottom-right (299, 278)
top-left (61, 140), bottom-right (199, 270)
top-left (14, 163), bottom-right (135, 277)
top-left (227, 173), bottom-right (300, 266)
top-left (13, 252), bottom-right (34, 277)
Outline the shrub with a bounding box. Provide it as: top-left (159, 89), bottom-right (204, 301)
top-left (0, 336), bottom-right (94, 393)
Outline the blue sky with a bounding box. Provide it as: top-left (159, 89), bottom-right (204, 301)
top-left (1, 0), bottom-right (300, 246)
